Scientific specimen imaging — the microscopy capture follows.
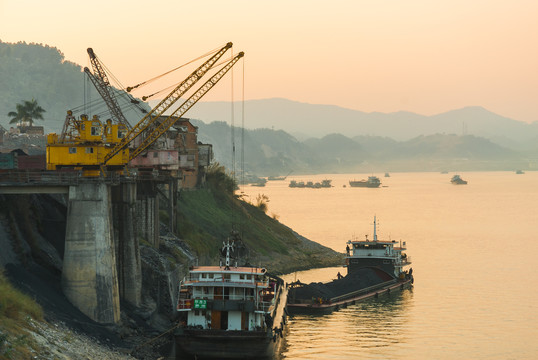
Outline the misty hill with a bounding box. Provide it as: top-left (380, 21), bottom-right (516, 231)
top-left (193, 119), bottom-right (525, 174)
top-left (0, 41), bottom-right (534, 173)
top-left (0, 40), bottom-right (148, 132)
top-left (186, 98), bottom-right (538, 149)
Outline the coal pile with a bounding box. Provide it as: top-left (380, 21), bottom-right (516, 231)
top-left (291, 268), bottom-right (386, 300)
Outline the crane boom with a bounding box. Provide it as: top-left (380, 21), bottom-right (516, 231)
top-left (102, 42), bottom-right (235, 165)
top-left (86, 48), bottom-right (132, 130)
top-left (128, 51), bottom-right (244, 161)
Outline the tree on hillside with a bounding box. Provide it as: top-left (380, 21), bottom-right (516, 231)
top-left (7, 98), bottom-right (46, 126)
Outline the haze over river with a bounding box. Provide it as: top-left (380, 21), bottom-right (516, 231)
top-left (240, 171), bottom-right (538, 359)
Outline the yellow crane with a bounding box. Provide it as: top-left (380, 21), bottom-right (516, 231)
top-left (84, 47), bottom-right (133, 130)
top-left (47, 42), bottom-right (243, 176)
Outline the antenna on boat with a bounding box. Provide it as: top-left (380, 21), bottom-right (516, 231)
top-left (373, 215), bottom-right (378, 242)
top-left (222, 240), bottom-right (234, 270)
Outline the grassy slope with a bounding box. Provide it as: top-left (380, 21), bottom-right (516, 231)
top-left (0, 271), bottom-right (43, 359)
top-left (177, 188), bottom-right (343, 275)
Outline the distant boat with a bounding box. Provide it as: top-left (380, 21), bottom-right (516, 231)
top-left (451, 174), bottom-right (467, 185)
top-left (289, 179), bottom-right (332, 188)
top-left (251, 178), bottom-right (267, 187)
top-left (268, 170), bottom-right (293, 181)
top-left (349, 176), bottom-right (381, 188)
top-left (515, 170), bottom-right (525, 174)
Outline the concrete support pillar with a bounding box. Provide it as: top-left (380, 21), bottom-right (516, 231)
top-left (112, 182), bottom-right (141, 307)
top-left (136, 181), bottom-right (160, 248)
top-left (62, 182), bottom-right (120, 324)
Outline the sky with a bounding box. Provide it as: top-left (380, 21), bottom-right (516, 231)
top-left (1, 0), bottom-right (537, 123)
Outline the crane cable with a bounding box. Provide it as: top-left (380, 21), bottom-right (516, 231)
top-left (240, 56), bottom-right (246, 241)
top-left (92, 53), bottom-right (148, 114)
top-left (125, 44), bottom-right (226, 93)
top-left (138, 55), bottom-right (236, 101)
top-left (230, 47), bottom-right (236, 229)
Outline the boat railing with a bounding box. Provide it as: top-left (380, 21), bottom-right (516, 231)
top-left (178, 294), bottom-right (257, 303)
top-left (184, 275), bottom-right (268, 287)
top-left (257, 300), bottom-right (273, 313)
top-left (395, 256), bottom-right (412, 266)
top-left (177, 296), bottom-right (271, 312)
top-left (176, 299), bottom-right (193, 311)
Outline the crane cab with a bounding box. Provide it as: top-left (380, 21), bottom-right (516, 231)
top-left (46, 112), bottom-right (129, 174)
top-left (78, 115), bottom-right (103, 142)
top-left (104, 119), bottom-right (128, 144)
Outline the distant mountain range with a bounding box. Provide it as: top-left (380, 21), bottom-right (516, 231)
top-left (186, 98), bottom-right (538, 151)
top-left (2, 41), bottom-right (536, 174)
top-left (192, 120), bottom-right (531, 175)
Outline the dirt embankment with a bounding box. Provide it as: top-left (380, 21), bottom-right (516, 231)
top-left (1, 191), bottom-right (342, 358)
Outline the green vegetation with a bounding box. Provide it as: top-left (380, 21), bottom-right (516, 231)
top-left (255, 194), bottom-right (270, 213)
top-left (0, 40), bottom-right (146, 132)
top-left (7, 98), bottom-right (46, 126)
top-left (0, 270), bottom-right (42, 359)
top-left (177, 165), bottom-right (342, 273)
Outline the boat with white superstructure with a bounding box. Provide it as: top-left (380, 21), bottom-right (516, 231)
top-left (174, 233), bottom-right (288, 359)
top-left (287, 217), bottom-right (413, 314)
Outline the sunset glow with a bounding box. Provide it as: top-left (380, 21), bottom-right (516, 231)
top-left (1, 0), bottom-right (537, 122)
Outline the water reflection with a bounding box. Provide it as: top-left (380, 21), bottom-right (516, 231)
top-left (280, 277), bottom-right (414, 359)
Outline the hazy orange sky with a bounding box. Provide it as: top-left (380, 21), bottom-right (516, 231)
top-left (1, 0), bottom-right (537, 123)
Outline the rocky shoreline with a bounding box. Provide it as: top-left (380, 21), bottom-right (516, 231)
top-left (0, 192), bottom-right (342, 359)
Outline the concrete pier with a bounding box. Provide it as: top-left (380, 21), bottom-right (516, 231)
top-left (112, 182), bottom-right (141, 307)
top-left (62, 182), bottom-right (120, 324)
top-left (136, 181), bottom-right (160, 248)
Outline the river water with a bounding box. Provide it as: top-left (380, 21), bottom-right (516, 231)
top-left (239, 171), bottom-right (538, 359)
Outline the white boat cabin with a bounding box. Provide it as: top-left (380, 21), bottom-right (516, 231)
top-left (345, 217), bottom-right (411, 278)
top-left (177, 265), bottom-right (276, 331)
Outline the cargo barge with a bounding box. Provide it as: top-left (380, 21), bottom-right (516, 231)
top-left (287, 216), bottom-right (413, 314)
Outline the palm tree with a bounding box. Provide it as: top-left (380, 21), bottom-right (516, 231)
top-left (7, 98), bottom-right (46, 126)
top-left (8, 103), bottom-right (27, 125)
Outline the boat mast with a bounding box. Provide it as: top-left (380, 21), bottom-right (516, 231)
top-left (223, 240), bottom-right (234, 270)
top-left (373, 216), bottom-right (378, 242)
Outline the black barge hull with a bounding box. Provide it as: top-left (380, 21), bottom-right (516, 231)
top-left (287, 277), bottom-right (413, 315)
top-left (175, 329), bottom-right (284, 359)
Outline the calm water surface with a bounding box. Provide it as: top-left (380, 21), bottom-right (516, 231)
top-left (240, 171), bottom-right (538, 359)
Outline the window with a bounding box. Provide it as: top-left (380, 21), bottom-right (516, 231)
top-left (153, 152), bottom-right (158, 158)
top-left (201, 273), bottom-right (207, 279)
top-left (208, 273), bottom-right (214, 279)
top-left (85, 147), bottom-right (94, 154)
top-left (68, 147), bottom-right (77, 154)
top-left (239, 274), bottom-right (245, 280)
top-left (247, 275), bottom-right (252, 280)
top-left (91, 126), bottom-right (101, 136)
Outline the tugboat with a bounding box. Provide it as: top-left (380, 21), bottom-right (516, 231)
top-left (175, 232), bottom-right (288, 359)
top-left (349, 176), bottom-right (381, 188)
top-left (450, 174), bottom-right (467, 185)
top-left (287, 217), bottom-right (413, 314)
